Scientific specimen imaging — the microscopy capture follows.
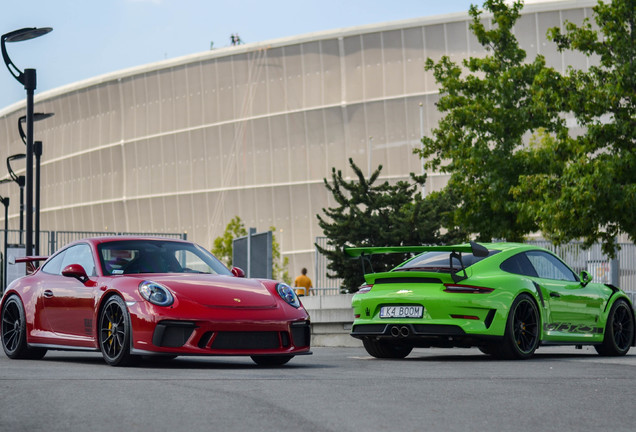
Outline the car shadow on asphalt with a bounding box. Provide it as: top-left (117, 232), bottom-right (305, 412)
top-left (401, 352), bottom-right (607, 362)
top-left (38, 353), bottom-right (332, 370)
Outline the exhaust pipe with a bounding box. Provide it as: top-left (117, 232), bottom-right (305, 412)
top-left (390, 326), bottom-right (400, 337)
top-left (400, 326), bottom-right (410, 337)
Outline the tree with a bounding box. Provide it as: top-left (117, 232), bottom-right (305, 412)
top-left (212, 216), bottom-right (247, 267)
top-left (317, 158), bottom-right (465, 292)
top-left (417, 0), bottom-right (563, 242)
top-left (514, 0), bottom-right (635, 256)
top-left (212, 216), bottom-right (290, 282)
top-left (269, 226), bottom-right (291, 284)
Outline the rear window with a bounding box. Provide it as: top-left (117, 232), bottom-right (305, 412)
top-left (394, 250), bottom-right (499, 272)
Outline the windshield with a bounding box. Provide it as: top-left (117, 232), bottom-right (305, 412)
top-left (394, 250), bottom-right (498, 272)
top-left (98, 240), bottom-right (232, 276)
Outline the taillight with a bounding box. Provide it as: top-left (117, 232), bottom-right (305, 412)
top-left (443, 284), bottom-right (494, 294)
top-left (451, 314), bottom-right (480, 320)
top-left (357, 284), bottom-right (373, 294)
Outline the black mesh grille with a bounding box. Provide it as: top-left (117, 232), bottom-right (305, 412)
top-left (291, 326), bottom-right (310, 347)
top-left (211, 331), bottom-right (280, 350)
top-left (153, 321), bottom-right (196, 348)
top-left (351, 324), bottom-right (387, 334)
top-left (412, 324), bottom-right (465, 335)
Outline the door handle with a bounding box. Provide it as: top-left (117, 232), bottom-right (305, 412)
top-left (43, 290), bottom-right (54, 298)
top-left (549, 292), bottom-right (561, 298)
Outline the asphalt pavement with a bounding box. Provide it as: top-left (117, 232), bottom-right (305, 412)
top-left (1, 346), bottom-right (635, 432)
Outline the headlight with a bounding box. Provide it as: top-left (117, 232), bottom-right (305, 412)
top-left (139, 281), bottom-right (174, 306)
top-left (276, 283), bottom-right (300, 308)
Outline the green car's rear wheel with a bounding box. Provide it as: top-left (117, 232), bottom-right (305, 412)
top-left (494, 293), bottom-right (540, 360)
top-left (595, 299), bottom-right (634, 356)
top-left (363, 338), bottom-right (413, 359)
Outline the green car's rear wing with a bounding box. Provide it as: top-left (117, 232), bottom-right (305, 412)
top-left (344, 241), bottom-right (489, 283)
top-left (344, 243), bottom-right (486, 257)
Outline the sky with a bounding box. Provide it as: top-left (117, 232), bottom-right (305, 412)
top-left (0, 0), bottom-right (483, 109)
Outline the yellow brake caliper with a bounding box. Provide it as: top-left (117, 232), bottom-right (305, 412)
top-left (108, 320), bottom-right (113, 347)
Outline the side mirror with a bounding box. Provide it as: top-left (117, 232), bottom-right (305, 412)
top-left (231, 267), bottom-right (245, 278)
top-left (580, 270), bottom-right (593, 287)
top-left (62, 264), bottom-right (89, 283)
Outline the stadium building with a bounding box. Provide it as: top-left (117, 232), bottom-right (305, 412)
top-left (0, 1), bottom-right (596, 280)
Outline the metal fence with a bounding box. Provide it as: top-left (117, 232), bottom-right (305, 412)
top-left (314, 236), bottom-right (344, 296)
top-left (314, 237), bottom-right (636, 296)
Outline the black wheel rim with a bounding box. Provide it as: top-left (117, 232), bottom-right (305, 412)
top-left (100, 301), bottom-right (126, 360)
top-left (2, 301), bottom-right (21, 353)
top-left (513, 299), bottom-right (539, 354)
top-left (612, 304), bottom-right (634, 351)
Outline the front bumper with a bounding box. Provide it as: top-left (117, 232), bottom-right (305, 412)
top-left (127, 301), bottom-right (311, 356)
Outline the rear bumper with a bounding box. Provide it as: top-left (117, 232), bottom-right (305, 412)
top-left (351, 323), bottom-right (502, 348)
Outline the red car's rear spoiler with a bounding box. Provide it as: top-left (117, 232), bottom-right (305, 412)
top-left (10, 256), bottom-right (49, 274)
top-left (11, 256), bottom-right (49, 264)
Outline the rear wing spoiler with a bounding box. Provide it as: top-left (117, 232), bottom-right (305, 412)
top-left (344, 241), bottom-right (489, 258)
top-left (10, 256), bottom-right (49, 274)
top-left (10, 256), bottom-right (49, 264)
top-left (344, 241), bottom-right (489, 283)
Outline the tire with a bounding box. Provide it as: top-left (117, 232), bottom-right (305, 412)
top-left (250, 355), bottom-right (294, 366)
top-left (493, 293), bottom-right (540, 360)
top-left (362, 338), bottom-right (413, 359)
top-left (99, 296), bottom-right (137, 366)
top-left (1, 295), bottom-right (47, 360)
top-left (595, 299), bottom-right (634, 357)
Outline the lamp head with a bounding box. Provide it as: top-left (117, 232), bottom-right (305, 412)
top-left (6, 153), bottom-right (26, 183)
top-left (3, 27), bottom-right (52, 43)
top-left (2, 27), bottom-right (53, 86)
top-left (18, 113), bottom-right (54, 144)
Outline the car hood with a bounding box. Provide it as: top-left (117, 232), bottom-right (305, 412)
top-left (130, 274), bottom-right (277, 308)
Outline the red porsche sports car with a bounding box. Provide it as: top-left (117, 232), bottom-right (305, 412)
top-left (1, 237), bottom-right (311, 366)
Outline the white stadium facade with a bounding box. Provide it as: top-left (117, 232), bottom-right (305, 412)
top-left (0, 0), bottom-right (596, 279)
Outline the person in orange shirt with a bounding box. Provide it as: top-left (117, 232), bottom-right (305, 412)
top-left (294, 268), bottom-right (313, 296)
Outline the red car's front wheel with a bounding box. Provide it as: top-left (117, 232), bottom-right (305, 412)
top-left (99, 296), bottom-right (138, 366)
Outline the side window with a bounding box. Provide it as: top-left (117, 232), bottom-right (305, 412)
top-left (60, 244), bottom-right (96, 277)
top-left (526, 251), bottom-right (577, 282)
top-left (500, 253), bottom-right (538, 277)
top-left (41, 250), bottom-right (67, 275)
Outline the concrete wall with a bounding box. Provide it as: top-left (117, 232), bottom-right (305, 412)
top-left (301, 294), bottom-right (361, 347)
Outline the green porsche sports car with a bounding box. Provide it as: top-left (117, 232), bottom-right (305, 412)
top-left (347, 242), bottom-right (635, 359)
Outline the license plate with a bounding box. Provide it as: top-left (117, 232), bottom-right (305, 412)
top-left (379, 305), bottom-right (423, 318)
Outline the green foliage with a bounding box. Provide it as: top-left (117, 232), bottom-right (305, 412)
top-left (269, 226), bottom-right (291, 284)
top-left (513, 0), bottom-right (636, 256)
top-left (418, 0), bottom-right (561, 242)
top-left (317, 158), bottom-right (466, 292)
top-left (212, 216), bottom-right (247, 267)
top-left (211, 216), bottom-right (290, 281)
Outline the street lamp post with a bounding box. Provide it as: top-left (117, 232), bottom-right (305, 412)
top-left (19, 114), bottom-right (54, 255)
top-left (2, 27), bottom-right (53, 257)
top-left (0, 195), bottom-right (8, 292)
top-left (1, 154), bottom-right (26, 244)
top-left (34, 141), bottom-right (42, 255)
